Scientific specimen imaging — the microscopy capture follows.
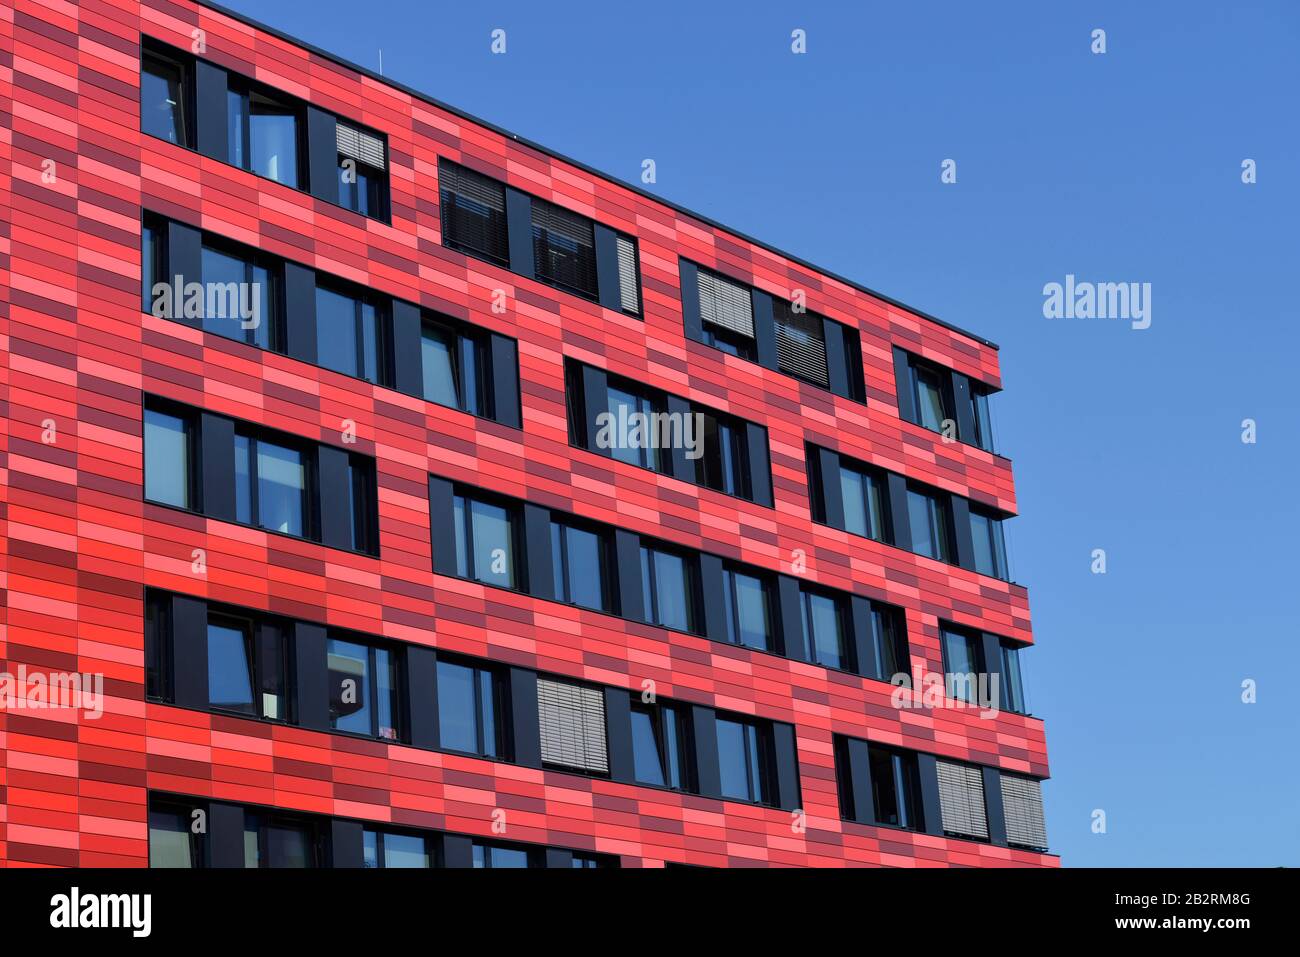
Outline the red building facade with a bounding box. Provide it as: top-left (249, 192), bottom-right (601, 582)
top-left (0, 0), bottom-right (1054, 867)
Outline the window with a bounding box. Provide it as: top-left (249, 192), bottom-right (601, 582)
top-left (868, 745), bottom-right (923, 830)
top-left (936, 760), bottom-right (989, 840)
top-left (715, 716), bottom-right (774, 805)
top-left (614, 235), bottom-right (641, 316)
top-left (969, 385), bottom-right (995, 451)
top-left (801, 588), bottom-right (848, 671)
top-left (471, 842), bottom-right (534, 868)
top-left (315, 284), bottom-right (384, 384)
top-left (142, 215), bottom-right (164, 313)
top-left (207, 614), bottom-right (287, 721)
top-left (1000, 642), bottom-right (1026, 714)
top-left (865, 604), bottom-right (908, 684)
top-left (327, 637), bottom-right (400, 740)
top-left (536, 677), bottom-right (608, 775)
top-left (143, 406), bottom-right (192, 509)
top-left (910, 360), bottom-right (950, 432)
top-left (439, 160), bottom-right (509, 266)
top-left (550, 520), bottom-right (611, 612)
top-left (721, 568), bottom-right (773, 652)
top-left (630, 702), bottom-right (693, 791)
top-left (606, 382), bottom-right (664, 471)
top-left (234, 432), bottom-right (306, 537)
top-left (941, 626), bottom-right (985, 705)
top-left (840, 464), bottom-right (886, 541)
top-left (149, 801), bottom-right (202, 868)
top-left (696, 267), bottom-right (757, 360)
top-left (201, 241), bottom-right (275, 349)
top-left (363, 829), bottom-right (431, 868)
top-left (695, 411), bottom-right (750, 498)
top-left (1001, 774), bottom-right (1049, 850)
top-left (773, 300), bottom-right (829, 387)
top-left (336, 122), bottom-right (388, 219)
top-left (907, 486), bottom-right (953, 562)
top-left (243, 811), bottom-right (322, 868)
top-left (228, 84), bottom-right (301, 187)
top-left (639, 544), bottom-right (697, 633)
top-left (347, 457), bottom-right (378, 555)
top-left (421, 318), bottom-right (490, 416)
top-left (969, 507), bottom-right (1009, 579)
top-left (140, 47), bottom-right (190, 146)
top-left (571, 852), bottom-right (616, 869)
top-left (452, 492), bottom-right (519, 589)
top-left (436, 658), bottom-right (504, 758)
top-left (144, 591), bottom-right (172, 703)
top-left (531, 197), bottom-right (598, 300)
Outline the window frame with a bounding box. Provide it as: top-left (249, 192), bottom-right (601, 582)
top-left (313, 279), bottom-right (389, 386)
top-left (969, 506), bottom-right (1009, 580)
top-left (629, 701), bottom-right (695, 793)
top-left (906, 484), bottom-right (955, 563)
top-left (940, 624), bottom-right (987, 705)
top-left (139, 43), bottom-right (194, 148)
top-left (800, 585), bottom-right (851, 672)
top-left (143, 400), bottom-right (197, 511)
top-left (362, 827), bottom-right (434, 869)
top-left (638, 542), bottom-right (701, 635)
top-left (714, 714), bottom-right (777, 807)
top-left (199, 233), bottom-right (281, 351)
top-left (550, 518), bottom-right (614, 613)
top-left (234, 429), bottom-right (313, 541)
top-left (435, 656), bottom-right (508, 759)
top-left (438, 159), bottom-right (511, 268)
top-left (452, 488), bottom-right (524, 591)
top-left (721, 566), bottom-right (775, 653)
top-left (867, 744), bottom-right (924, 831)
top-left (226, 78), bottom-right (305, 190)
top-left (421, 315), bottom-right (491, 417)
top-left (530, 195), bottom-right (600, 302)
top-left (326, 634), bottom-right (404, 742)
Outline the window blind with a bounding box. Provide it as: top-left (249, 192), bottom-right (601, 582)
top-left (773, 301), bottom-right (829, 386)
top-left (697, 268), bottom-right (754, 338)
top-left (438, 160), bottom-right (508, 264)
top-left (1001, 774), bottom-right (1048, 850)
top-left (537, 678), bottom-right (608, 774)
top-left (936, 759), bottom-right (989, 840)
top-left (336, 122), bottom-right (386, 170)
top-left (531, 198), bottom-right (598, 299)
top-left (616, 234), bottom-right (640, 314)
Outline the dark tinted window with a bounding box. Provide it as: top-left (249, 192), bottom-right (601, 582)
top-left (315, 284), bottom-right (383, 384)
top-left (630, 702), bottom-right (692, 791)
top-left (201, 242), bottom-right (275, 349)
top-left (907, 487), bottom-right (952, 562)
top-left (970, 508), bottom-right (1008, 579)
top-left (715, 716), bottom-right (773, 805)
top-left (436, 658), bottom-right (503, 758)
top-left (868, 745), bottom-right (923, 830)
top-left (639, 545), bottom-right (696, 633)
top-left (531, 197), bottom-right (598, 299)
top-left (439, 160), bottom-right (509, 265)
top-left (143, 406), bottom-right (192, 509)
top-left (696, 411), bottom-right (750, 498)
top-left (140, 49), bottom-right (189, 146)
top-left (453, 493), bottom-right (519, 589)
top-left (363, 829), bottom-right (431, 868)
top-left (327, 637), bottom-right (400, 740)
top-left (722, 568), bottom-right (773, 651)
top-left (941, 626), bottom-right (985, 705)
top-left (551, 521), bottom-right (610, 612)
top-left (472, 842), bottom-right (533, 868)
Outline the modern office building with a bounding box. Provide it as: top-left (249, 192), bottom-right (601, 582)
top-left (0, 0), bottom-right (1053, 867)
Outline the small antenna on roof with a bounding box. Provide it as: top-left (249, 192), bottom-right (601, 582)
top-left (378, 48), bottom-right (384, 76)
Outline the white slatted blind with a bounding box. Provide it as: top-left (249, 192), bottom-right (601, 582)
top-left (774, 303), bottom-right (829, 386)
top-left (441, 161), bottom-right (505, 212)
top-left (936, 760), bottom-right (988, 839)
top-left (537, 678), bottom-right (608, 773)
top-left (336, 122), bottom-right (386, 170)
top-left (616, 235), bottom-right (640, 314)
top-left (697, 269), bottom-right (754, 338)
top-left (1001, 774), bottom-right (1048, 850)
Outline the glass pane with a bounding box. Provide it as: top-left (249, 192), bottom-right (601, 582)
top-left (478, 669), bottom-right (498, 758)
top-left (459, 336), bottom-right (481, 416)
top-left (360, 301), bottom-right (379, 383)
top-left (207, 621), bottom-right (254, 713)
top-left (243, 820), bottom-right (260, 868)
top-left (744, 724), bottom-right (765, 803)
top-left (250, 263), bottom-right (272, 350)
top-left (484, 845), bottom-right (529, 869)
top-left (453, 496), bottom-right (469, 577)
top-left (630, 708), bottom-right (666, 787)
top-left (716, 718), bottom-right (752, 802)
top-left (971, 391), bottom-right (994, 451)
top-left (840, 469), bottom-right (867, 537)
top-left (141, 58), bottom-right (185, 144)
top-left (551, 523), bottom-right (566, 601)
top-left (869, 747), bottom-right (901, 826)
top-left (328, 639), bottom-right (372, 734)
top-left (1002, 645), bottom-right (1025, 713)
top-left (375, 647), bottom-right (397, 740)
top-left (651, 550), bottom-right (689, 632)
top-left (234, 434), bottom-right (252, 525)
top-left (639, 548), bottom-right (653, 623)
top-left (362, 830), bottom-right (379, 869)
top-left (200, 245), bottom-right (247, 342)
top-left (908, 490), bottom-right (948, 561)
top-left (383, 833), bottom-right (429, 868)
top-left (316, 287), bottom-right (361, 378)
top-left (249, 98), bottom-right (299, 187)
top-left (970, 512), bottom-right (996, 576)
top-left (563, 525), bottom-right (605, 611)
top-left (730, 571), bottom-right (770, 651)
top-left (873, 609), bottom-right (904, 682)
top-left (437, 660), bottom-right (478, 753)
top-left (607, 387), bottom-right (642, 468)
top-left (142, 222), bottom-right (157, 313)
top-left (472, 844), bottom-right (486, 868)
top-left (256, 440), bottom-right (304, 536)
top-left (144, 409), bottom-right (189, 508)
top-left (227, 90), bottom-right (246, 169)
top-left (865, 473), bottom-right (885, 541)
top-left (421, 324), bottom-right (460, 408)
top-left (663, 708), bottom-right (685, 790)
top-left (266, 823), bottom-right (311, 867)
top-left (943, 629), bottom-right (980, 704)
top-left (805, 592), bottom-right (843, 669)
top-left (914, 365), bottom-right (947, 431)
top-left (149, 809), bottom-right (194, 868)
top-left (470, 498), bottom-right (514, 587)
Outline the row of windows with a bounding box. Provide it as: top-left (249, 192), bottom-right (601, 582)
top-left (895, 348), bottom-right (997, 453)
top-left (809, 443), bottom-right (1013, 581)
top-left (145, 589), bottom-right (801, 809)
top-left (833, 736), bottom-right (1048, 851)
top-left (148, 794), bottom-right (616, 869)
top-left (141, 39), bottom-right (1001, 446)
top-left (564, 358), bottom-right (774, 506)
top-left (430, 477), bottom-right (916, 681)
top-left (142, 39), bottom-right (390, 219)
top-left (144, 396), bottom-right (378, 554)
top-left (438, 158), bottom-right (643, 316)
top-left (142, 213), bottom-right (520, 426)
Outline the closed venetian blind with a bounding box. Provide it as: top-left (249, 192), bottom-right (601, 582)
top-left (936, 759), bottom-right (989, 840)
top-left (697, 268), bottom-right (754, 338)
top-left (438, 160), bottom-right (508, 263)
top-left (1001, 774), bottom-right (1048, 850)
top-left (531, 199), bottom-right (598, 298)
top-left (773, 301), bottom-right (829, 387)
top-left (537, 678), bottom-right (608, 774)
top-left (336, 122), bottom-right (386, 169)
top-left (616, 235), bottom-right (640, 314)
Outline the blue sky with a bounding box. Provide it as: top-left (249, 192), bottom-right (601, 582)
top-left (220, 0), bottom-right (1300, 865)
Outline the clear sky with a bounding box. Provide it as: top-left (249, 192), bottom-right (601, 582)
top-left (217, 0), bottom-right (1300, 865)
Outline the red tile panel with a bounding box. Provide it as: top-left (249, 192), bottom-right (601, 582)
top-left (0, 0), bottom-right (1054, 867)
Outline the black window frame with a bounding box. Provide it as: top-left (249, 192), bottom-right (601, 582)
top-left (147, 796), bottom-right (207, 868)
top-left (695, 408), bottom-right (752, 499)
top-left (362, 826), bottom-right (436, 869)
top-left (234, 427), bottom-right (315, 542)
top-left (420, 314), bottom-right (493, 418)
top-left (865, 603), bottom-right (909, 684)
top-left (550, 517), bottom-right (615, 613)
top-left (471, 840), bottom-right (540, 869)
top-left (969, 505), bottom-right (1010, 580)
top-left (144, 589), bottom-right (174, 704)
top-left (530, 195), bottom-right (600, 301)
top-left (226, 77), bottom-right (306, 190)
top-left (435, 655), bottom-right (509, 760)
top-left (939, 624), bottom-right (987, 706)
top-left (721, 565), bottom-right (775, 653)
top-left (451, 487), bottom-right (525, 591)
top-left (866, 743), bottom-right (924, 831)
top-left (638, 540), bottom-right (702, 635)
top-left (326, 633), bottom-right (405, 742)
top-left (243, 808), bottom-right (328, 868)
top-left (906, 483), bottom-right (956, 564)
top-left (139, 41), bottom-right (194, 149)
top-left (629, 700), bottom-right (696, 794)
top-left (799, 584), bottom-right (851, 672)
top-left (438, 158), bottom-right (510, 267)
top-left (199, 232), bottom-right (283, 352)
top-left (205, 609), bottom-right (290, 723)
top-left (142, 397), bottom-right (198, 512)
top-left (714, 713), bottom-right (777, 807)
top-left (313, 278), bottom-right (391, 387)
